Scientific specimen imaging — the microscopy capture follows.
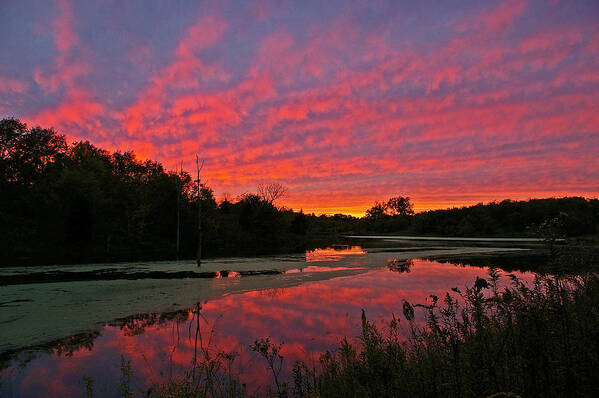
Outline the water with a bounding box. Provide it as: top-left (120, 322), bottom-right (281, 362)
top-left (0, 246), bottom-right (538, 396)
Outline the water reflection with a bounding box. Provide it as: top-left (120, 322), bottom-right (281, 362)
top-left (305, 245), bottom-right (366, 262)
top-left (387, 258), bottom-right (413, 273)
top-left (0, 259), bottom-right (536, 397)
top-left (285, 266), bottom-right (364, 274)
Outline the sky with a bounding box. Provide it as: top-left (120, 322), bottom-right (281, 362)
top-left (1, 0), bottom-right (598, 215)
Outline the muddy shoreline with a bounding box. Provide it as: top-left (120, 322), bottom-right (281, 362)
top-left (0, 269), bottom-right (283, 286)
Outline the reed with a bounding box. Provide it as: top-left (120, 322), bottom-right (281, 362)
top-left (92, 267), bottom-right (599, 397)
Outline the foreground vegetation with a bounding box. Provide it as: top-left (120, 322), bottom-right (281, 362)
top-left (2, 118), bottom-right (598, 266)
top-left (305, 272), bottom-right (599, 398)
top-left (100, 266), bottom-right (599, 398)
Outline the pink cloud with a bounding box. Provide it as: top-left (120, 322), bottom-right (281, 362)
top-left (2, 0), bottom-right (597, 215)
top-left (0, 76), bottom-right (29, 94)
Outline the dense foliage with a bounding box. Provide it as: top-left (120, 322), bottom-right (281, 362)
top-left (2, 118), bottom-right (598, 266)
top-left (411, 198), bottom-right (599, 237)
top-left (0, 119), bottom-right (308, 266)
top-left (312, 197), bottom-right (599, 237)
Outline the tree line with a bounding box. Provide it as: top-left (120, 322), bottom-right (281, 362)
top-left (1, 118), bottom-right (598, 266)
top-left (363, 196), bottom-right (598, 237)
top-left (0, 118), bottom-right (310, 266)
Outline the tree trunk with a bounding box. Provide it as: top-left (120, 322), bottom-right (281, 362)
top-left (196, 156), bottom-right (203, 266)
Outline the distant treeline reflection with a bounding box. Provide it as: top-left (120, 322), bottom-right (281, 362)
top-left (1, 118), bottom-right (598, 266)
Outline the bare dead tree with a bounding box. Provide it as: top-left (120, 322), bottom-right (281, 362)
top-left (257, 182), bottom-right (288, 204)
top-left (195, 156), bottom-right (204, 267)
top-left (176, 161), bottom-right (182, 261)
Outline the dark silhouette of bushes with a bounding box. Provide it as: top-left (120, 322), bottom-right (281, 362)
top-left (2, 118), bottom-right (598, 266)
top-left (308, 197), bottom-right (598, 238)
top-left (411, 198), bottom-right (598, 237)
top-left (0, 119), bottom-right (308, 266)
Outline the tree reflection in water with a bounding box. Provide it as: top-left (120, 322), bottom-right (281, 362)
top-left (1, 258), bottom-right (542, 397)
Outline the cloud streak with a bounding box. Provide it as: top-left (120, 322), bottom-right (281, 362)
top-left (1, 0), bottom-right (598, 214)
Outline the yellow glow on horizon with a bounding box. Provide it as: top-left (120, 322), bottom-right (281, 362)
top-left (283, 192), bottom-right (599, 217)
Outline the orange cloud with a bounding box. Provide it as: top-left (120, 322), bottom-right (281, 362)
top-left (2, 0), bottom-right (597, 214)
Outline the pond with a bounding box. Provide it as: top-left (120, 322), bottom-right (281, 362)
top-left (0, 245), bottom-right (541, 396)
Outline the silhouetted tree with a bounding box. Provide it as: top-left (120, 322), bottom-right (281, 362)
top-left (365, 201), bottom-right (388, 218)
top-left (257, 182), bottom-right (287, 204)
top-left (386, 196), bottom-right (414, 216)
top-left (1, 117), bottom-right (598, 266)
top-left (291, 210), bottom-right (307, 235)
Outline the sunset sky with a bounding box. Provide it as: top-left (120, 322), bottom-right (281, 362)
top-left (1, 0), bottom-right (598, 215)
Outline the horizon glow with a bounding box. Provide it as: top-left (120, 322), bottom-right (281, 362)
top-left (1, 0), bottom-right (598, 216)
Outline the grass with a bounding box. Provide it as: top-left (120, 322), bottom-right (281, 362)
top-left (301, 270), bottom-right (599, 397)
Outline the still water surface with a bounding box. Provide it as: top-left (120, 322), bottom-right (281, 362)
top-left (0, 247), bottom-right (537, 397)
